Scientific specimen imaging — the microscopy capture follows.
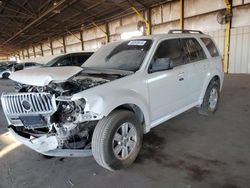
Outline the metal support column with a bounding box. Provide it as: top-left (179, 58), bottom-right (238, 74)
top-left (21, 50), bottom-right (25, 59)
top-left (80, 31), bottom-right (84, 51)
top-left (33, 46), bottom-right (36, 57)
top-left (62, 36), bottom-right (66, 53)
top-left (92, 22), bottom-right (109, 44)
top-left (131, 6), bottom-right (151, 35)
top-left (27, 49), bottom-right (30, 58)
top-left (223, 0), bottom-right (232, 73)
top-left (50, 39), bottom-right (54, 55)
top-left (105, 23), bottom-right (110, 43)
top-left (146, 8), bottom-right (152, 35)
top-left (17, 52), bottom-right (21, 60)
top-left (40, 44), bottom-right (44, 56)
top-left (68, 30), bottom-right (85, 51)
top-left (180, 0), bottom-right (184, 30)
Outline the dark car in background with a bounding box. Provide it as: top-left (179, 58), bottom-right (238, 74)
top-left (43, 52), bottom-right (94, 67)
top-left (13, 52), bottom-right (93, 90)
top-left (13, 62), bottom-right (41, 71)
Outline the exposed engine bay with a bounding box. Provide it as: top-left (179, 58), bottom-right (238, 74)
top-left (5, 71), bottom-right (125, 153)
top-left (18, 74), bottom-right (111, 96)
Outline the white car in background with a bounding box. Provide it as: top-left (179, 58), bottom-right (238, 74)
top-left (1, 30), bottom-right (224, 171)
top-left (0, 61), bottom-right (16, 79)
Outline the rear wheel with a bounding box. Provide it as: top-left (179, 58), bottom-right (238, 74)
top-left (199, 80), bottom-right (220, 115)
top-left (92, 110), bottom-right (143, 171)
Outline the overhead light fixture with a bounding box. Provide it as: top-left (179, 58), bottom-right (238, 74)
top-left (80, 24), bottom-right (85, 31)
top-left (116, 21), bottom-right (146, 40)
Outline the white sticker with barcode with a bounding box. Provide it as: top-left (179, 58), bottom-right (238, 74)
top-left (128, 41), bottom-right (146, 46)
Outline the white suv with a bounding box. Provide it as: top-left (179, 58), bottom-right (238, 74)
top-left (1, 30), bottom-right (224, 171)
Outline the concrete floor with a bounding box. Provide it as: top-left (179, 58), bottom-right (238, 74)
top-left (0, 74), bottom-right (250, 188)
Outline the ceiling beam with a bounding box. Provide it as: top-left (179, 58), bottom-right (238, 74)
top-left (1, 0), bottom-right (68, 46)
top-left (0, 4), bottom-right (31, 16)
top-left (0, 14), bottom-right (31, 18)
top-left (11, 0), bottom-right (33, 15)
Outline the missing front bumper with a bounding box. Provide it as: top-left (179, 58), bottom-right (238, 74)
top-left (8, 127), bottom-right (92, 157)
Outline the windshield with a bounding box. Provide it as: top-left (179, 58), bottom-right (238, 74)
top-left (82, 39), bottom-right (152, 72)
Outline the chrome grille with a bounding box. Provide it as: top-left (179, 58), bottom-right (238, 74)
top-left (1, 92), bottom-right (57, 116)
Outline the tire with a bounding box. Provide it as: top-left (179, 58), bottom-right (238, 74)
top-left (2, 73), bottom-right (10, 79)
top-left (92, 110), bottom-right (143, 171)
top-left (40, 154), bottom-right (54, 159)
top-left (199, 80), bottom-right (220, 115)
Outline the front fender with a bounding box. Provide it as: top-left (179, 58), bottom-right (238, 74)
top-left (72, 89), bottom-right (151, 127)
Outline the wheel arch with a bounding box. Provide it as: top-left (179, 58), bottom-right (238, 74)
top-left (199, 74), bottom-right (221, 104)
top-left (2, 71), bottom-right (11, 78)
top-left (212, 75), bottom-right (220, 88)
top-left (110, 103), bottom-right (149, 133)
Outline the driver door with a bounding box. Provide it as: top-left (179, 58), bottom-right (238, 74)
top-left (146, 38), bottom-right (190, 123)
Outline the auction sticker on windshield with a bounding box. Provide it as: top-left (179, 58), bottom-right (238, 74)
top-left (128, 41), bottom-right (147, 46)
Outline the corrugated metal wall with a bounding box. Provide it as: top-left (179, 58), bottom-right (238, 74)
top-left (207, 27), bottom-right (250, 74)
top-left (15, 1), bottom-right (250, 73)
top-left (229, 26), bottom-right (250, 73)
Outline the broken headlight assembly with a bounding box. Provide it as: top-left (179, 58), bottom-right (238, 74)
top-left (52, 98), bottom-right (86, 124)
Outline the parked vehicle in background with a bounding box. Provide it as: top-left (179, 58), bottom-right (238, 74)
top-left (1, 30), bottom-right (224, 171)
top-left (0, 61), bottom-right (16, 66)
top-left (43, 52), bottom-right (94, 67)
top-left (13, 62), bottom-right (42, 71)
top-left (0, 61), bottom-right (17, 79)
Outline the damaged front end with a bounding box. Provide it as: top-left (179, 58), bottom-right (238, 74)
top-left (1, 76), bottom-right (109, 157)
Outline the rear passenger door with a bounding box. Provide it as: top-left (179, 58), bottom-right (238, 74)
top-left (181, 38), bottom-right (208, 102)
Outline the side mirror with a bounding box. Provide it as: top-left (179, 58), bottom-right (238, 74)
top-left (149, 58), bottom-right (174, 73)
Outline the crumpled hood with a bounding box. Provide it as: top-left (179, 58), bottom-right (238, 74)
top-left (10, 66), bottom-right (82, 86)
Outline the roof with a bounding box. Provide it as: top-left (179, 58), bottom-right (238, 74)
top-left (0, 0), bottom-right (172, 56)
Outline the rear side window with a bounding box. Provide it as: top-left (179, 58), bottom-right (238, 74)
top-left (201, 38), bottom-right (219, 57)
top-left (75, 54), bottom-right (91, 66)
top-left (153, 39), bottom-right (184, 67)
top-left (25, 63), bottom-right (36, 67)
top-left (182, 38), bottom-right (206, 63)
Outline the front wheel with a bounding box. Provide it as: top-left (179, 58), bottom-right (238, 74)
top-left (199, 80), bottom-right (220, 115)
top-left (92, 110), bottom-right (143, 171)
top-left (2, 73), bottom-right (10, 79)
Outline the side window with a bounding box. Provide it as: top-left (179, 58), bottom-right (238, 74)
top-left (25, 63), bottom-right (35, 67)
top-left (149, 39), bottom-right (184, 72)
top-left (73, 55), bottom-right (90, 66)
top-left (201, 38), bottom-right (219, 57)
top-left (182, 38), bottom-right (206, 63)
top-left (56, 56), bottom-right (71, 66)
top-left (14, 64), bottom-right (24, 71)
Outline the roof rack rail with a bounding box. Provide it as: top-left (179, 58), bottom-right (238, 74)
top-left (168, 29), bottom-right (203, 34)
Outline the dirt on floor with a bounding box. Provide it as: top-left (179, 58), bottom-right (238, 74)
top-left (0, 74), bottom-right (250, 188)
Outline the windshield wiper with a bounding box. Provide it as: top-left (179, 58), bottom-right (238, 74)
top-left (82, 67), bottom-right (134, 76)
